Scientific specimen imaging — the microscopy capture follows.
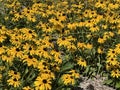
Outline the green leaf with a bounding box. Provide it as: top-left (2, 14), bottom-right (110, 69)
top-left (66, 88), bottom-right (71, 90)
top-left (61, 88), bottom-right (71, 90)
top-left (103, 79), bottom-right (113, 85)
top-left (115, 82), bottom-right (120, 89)
top-left (24, 67), bottom-right (29, 74)
top-left (60, 62), bottom-right (74, 73)
top-left (84, 66), bottom-right (90, 74)
top-left (58, 78), bottom-right (63, 85)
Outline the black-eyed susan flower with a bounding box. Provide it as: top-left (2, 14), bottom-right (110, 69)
top-left (23, 55), bottom-right (38, 68)
top-left (77, 57), bottom-right (87, 67)
top-left (106, 57), bottom-right (118, 66)
top-left (37, 60), bottom-right (49, 71)
top-left (0, 74), bottom-right (2, 82)
top-left (1, 54), bottom-right (14, 64)
top-left (97, 47), bottom-right (104, 54)
top-left (61, 74), bottom-right (75, 85)
top-left (39, 70), bottom-right (55, 79)
top-left (7, 77), bottom-right (21, 87)
top-left (98, 37), bottom-right (105, 44)
top-left (107, 49), bottom-right (117, 57)
top-left (115, 44), bottom-right (120, 54)
top-left (111, 69), bottom-right (120, 78)
top-left (34, 76), bottom-right (52, 90)
top-left (69, 70), bottom-right (80, 79)
top-left (8, 70), bottom-right (21, 80)
top-left (22, 86), bottom-right (33, 90)
top-left (85, 43), bottom-right (93, 50)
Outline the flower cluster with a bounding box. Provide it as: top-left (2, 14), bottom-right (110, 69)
top-left (0, 0), bottom-right (120, 89)
top-left (106, 44), bottom-right (120, 78)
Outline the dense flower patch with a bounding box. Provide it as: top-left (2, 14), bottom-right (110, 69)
top-left (0, 0), bottom-right (120, 90)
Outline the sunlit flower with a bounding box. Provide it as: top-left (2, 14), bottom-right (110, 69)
top-left (61, 74), bottom-right (75, 85)
top-left (7, 78), bottom-right (21, 87)
top-left (77, 57), bottom-right (87, 67)
top-left (34, 76), bottom-right (52, 90)
top-left (111, 69), bottom-right (120, 78)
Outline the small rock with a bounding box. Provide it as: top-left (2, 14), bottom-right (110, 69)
top-left (86, 84), bottom-right (94, 90)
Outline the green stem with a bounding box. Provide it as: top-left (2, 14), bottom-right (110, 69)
top-left (56, 85), bottom-right (64, 90)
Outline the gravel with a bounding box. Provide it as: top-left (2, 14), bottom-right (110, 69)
top-left (77, 75), bottom-right (116, 90)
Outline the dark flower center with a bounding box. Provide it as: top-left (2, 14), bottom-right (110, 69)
top-left (14, 72), bottom-right (17, 74)
top-left (13, 78), bottom-right (17, 81)
top-left (0, 44), bottom-right (2, 47)
top-left (70, 76), bottom-right (73, 79)
top-left (54, 64), bottom-right (57, 67)
top-left (62, 37), bottom-right (65, 40)
top-left (29, 47), bottom-right (32, 50)
top-left (43, 62), bottom-right (47, 66)
top-left (16, 48), bottom-right (20, 52)
top-left (45, 71), bottom-right (48, 74)
top-left (111, 59), bottom-right (113, 61)
top-left (112, 51), bottom-right (115, 53)
top-left (28, 55), bottom-right (33, 59)
top-left (29, 30), bottom-right (32, 33)
top-left (42, 79), bottom-right (47, 84)
top-left (100, 1), bottom-right (103, 4)
top-left (43, 67), bottom-right (47, 70)
top-left (43, 48), bottom-right (47, 51)
top-left (15, 39), bottom-right (18, 41)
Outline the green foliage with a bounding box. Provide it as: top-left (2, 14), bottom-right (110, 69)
top-left (0, 0), bottom-right (120, 90)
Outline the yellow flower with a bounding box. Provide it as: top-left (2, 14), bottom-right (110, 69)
top-left (67, 23), bottom-right (77, 30)
top-left (108, 3), bottom-right (119, 10)
top-left (98, 37), bottom-right (105, 44)
top-left (95, 1), bottom-right (107, 9)
top-left (39, 70), bottom-right (55, 79)
top-left (57, 14), bottom-right (66, 22)
top-left (37, 60), bottom-right (49, 71)
top-left (0, 66), bottom-right (5, 71)
top-left (102, 23), bottom-right (108, 29)
top-left (106, 57), bottom-right (118, 66)
top-left (50, 63), bottom-right (60, 71)
top-left (22, 86), bottom-right (33, 90)
top-left (34, 76), bottom-right (51, 90)
top-left (0, 45), bottom-right (6, 55)
top-left (69, 70), bottom-right (80, 79)
top-left (83, 9), bottom-right (91, 18)
top-left (36, 45), bottom-right (52, 59)
top-left (85, 43), bottom-right (93, 49)
top-left (57, 37), bottom-right (71, 47)
top-left (23, 55), bottom-right (38, 68)
top-left (20, 28), bottom-right (37, 40)
top-left (97, 47), bottom-right (104, 54)
top-left (89, 25), bottom-right (99, 32)
top-left (77, 57), bottom-right (87, 67)
top-left (61, 74), bottom-right (75, 85)
top-left (8, 70), bottom-right (21, 80)
top-left (111, 69), bottom-right (120, 78)
top-left (115, 44), bottom-right (120, 54)
top-left (106, 63), bottom-right (111, 71)
top-left (77, 42), bottom-right (86, 50)
top-left (0, 74), bottom-right (2, 82)
top-left (109, 32), bottom-right (114, 37)
top-left (0, 35), bottom-right (6, 43)
top-left (7, 78), bottom-right (21, 87)
top-left (107, 49), bottom-right (117, 57)
top-left (1, 54), bottom-right (14, 64)
top-left (67, 43), bottom-right (77, 51)
top-left (7, 46), bottom-right (23, 58)
top-left (118, 29), bottom-right (120, 35)
top-left (85, 20), bottom-right (94, 27)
